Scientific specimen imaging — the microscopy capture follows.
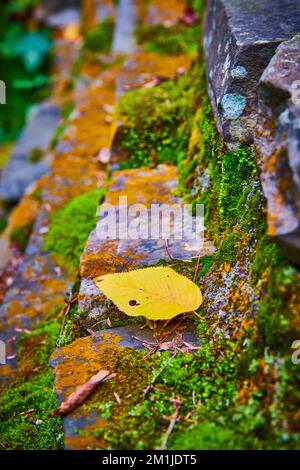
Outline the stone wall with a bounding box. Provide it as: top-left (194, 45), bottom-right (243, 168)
top-left (204, 0), bottom-right (300, 263)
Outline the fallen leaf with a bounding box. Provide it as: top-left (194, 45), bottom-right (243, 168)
top-left (86, 328), bottom-right (95, 335)
top-left (94, 267), bottom-right (202, 320)
top-left (55, 369), bottom-right (115, 416)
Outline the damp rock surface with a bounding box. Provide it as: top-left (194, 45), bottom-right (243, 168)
top-left (204, 0), bottom-right (300, 150)
top-left (255, 35), bottom-right (300, 263)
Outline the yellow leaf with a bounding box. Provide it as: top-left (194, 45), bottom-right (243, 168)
top-left (94, 267), bottom-right (202, 320)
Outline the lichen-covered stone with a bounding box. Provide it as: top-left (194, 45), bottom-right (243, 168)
top-left (79, 164), bottom-right (214, 312)
top-left (115, 51), bottom-right (193, 100)
top-left (204, 0), bottom-right (300, 150)
top-left (50, 323), bottom-right (200, 450)
top-left (255, 35), bottom-right (300, 264)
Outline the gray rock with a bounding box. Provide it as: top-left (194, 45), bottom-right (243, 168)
top-left (78, 165), bottom-right (214, 313)
top-left (112, 0), bottom-right (137, 54)
top-left (255, 35), bottom-right (300, 264)
top-left (204, 0), bottom-right (300, 150)
top-left (46, 8), bottom-right (80, 28)
top-left (0, 102), bottom-right (60, 201)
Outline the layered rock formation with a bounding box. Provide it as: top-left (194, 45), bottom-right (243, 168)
top-left (204, 0), bottom-right (300, 263)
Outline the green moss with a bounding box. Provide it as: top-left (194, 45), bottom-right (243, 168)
top-left (0, 215), bottom-right (7, 234)
top-left (215, 232), bottom-right (238, 266)
top-left (83, 19), bottom-right (114, 53)
top-left (170, 421), bottom-right (243, 450)
top-left (135, 22), bottom-right (201, 56)
top-left (28, 146), bottom-right (44, 163)
top-left (0, 320), bottom-right (63, 450)
top-left (10, 222), bottom-right (33, 252)
top-left (175, 66), bottom-right (300, 449)
top-left (117, 62), bottom-right (206, 169)
top-left (197, 254), bottom-right (215, 277)
top-left (50, 123), bottom-right (66, 150)
top-left (44, 189), bottom-right (105, 269)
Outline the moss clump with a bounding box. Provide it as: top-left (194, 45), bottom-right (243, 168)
top-left (28, 147), bottom-right (44, 163)
top-left (116, 62), bottom-right (206, 169)
top-left (135, 22), bottom-right (200, 56)
top-left (44, 189), bottom-right (105, 269)
top-left (170, 422), bottom-right (243, 450)
top-left (10, 222), bottom-right (33, 252)
top-left (83, 19), bottom-right (114, 53)
top-left (0, 215), bottom-right (7, 233)
top-left (0, 320), bottom-right (63, 450)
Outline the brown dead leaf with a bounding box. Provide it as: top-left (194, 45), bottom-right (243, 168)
top-left (55, 369), bottom-right (115, 416)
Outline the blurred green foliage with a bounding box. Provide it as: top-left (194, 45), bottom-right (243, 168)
top-left (0, 1), bottom-right (52, 144)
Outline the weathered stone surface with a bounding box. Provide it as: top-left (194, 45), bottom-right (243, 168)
top-left (115, 51), bottom-right (193, 99)
top-left (50, 322), bottom-right (200, 449)
top-left (0, 102), bottom-right (60, 201)
top-left (79, 164), bottom-right (214, 312)
top-left (0, 55), bottom-right (117, 384)
top-left (112, 0), bottom-right (137, 54)
top-left (145, 0), bottom-right (186, 25)
top-left (46, 8), bottom-right (80, 28)
top-left (204, 0), bottom-right (300, 150)
top-left (255, 35), bottom-right (300, 264)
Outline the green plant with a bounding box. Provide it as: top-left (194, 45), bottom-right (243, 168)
top-left (83, 19), bottom-right (114, 53)
top-left (135, 23), bottom-right (200, 55)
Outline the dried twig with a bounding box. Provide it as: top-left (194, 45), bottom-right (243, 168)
top-left (193, 252), bottom-right (202, 282)
top-left (160, 399), bottom-right (181, 450)
top-left (164, 239), bottom-right (192, 263)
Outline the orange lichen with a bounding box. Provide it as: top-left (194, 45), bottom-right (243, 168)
top-left (139, 0), bottom-right (186, 25)
top-left (118, 51), bottom-right (194, 94)
top-left (51, 333), bottom-right (152, 450)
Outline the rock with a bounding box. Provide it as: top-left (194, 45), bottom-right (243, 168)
top-left (46, 8), bottom-right (80, 28)
top-left (115, 51), bottom-right (192, 99)
top-left (112, 0), bottom-right (137, 54)
top-left (204, 0), bottom-right (300, 150)
top-left (41, 0), bottom-right (80, 16)
top-left (0, 102), bottom-right (60, 201)
top-left (145, 0), bottom-right (186, 25)
top-left (255, 35), bottom-right (300, 264)
top-left (79, 164), bottom-right (214, 313)
top-left (50, 322), bottom-right (200, 449)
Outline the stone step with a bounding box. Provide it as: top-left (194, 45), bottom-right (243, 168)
top-left (50, 322), bottom-right (200, 449)
top-left (0, 102), bottom-right (61, 202)
top-left (50, 163), bottom-right (214, 450)
top-left (79, 164), bottom-right (214, 313)
top-left (0, 61), bottom-right (118, 386)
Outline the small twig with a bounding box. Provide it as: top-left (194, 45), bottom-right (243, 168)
top-left (192, 310), bottom-right (202, 319)
top-left (143, 356), bottom-right (174, 397)
top-left (164, 239), bottom-right (192, 263)
top-left (159, 318), bottom-right (184, 343)
top-left (160, 399), bottom-right (181, 450)
top-left (193, 252), bottom-right (202, 282)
